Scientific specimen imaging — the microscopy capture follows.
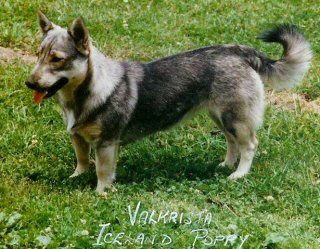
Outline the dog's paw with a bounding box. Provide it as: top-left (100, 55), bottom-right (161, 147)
top-left (95, 185), bottom-right (117, 197)
top-left (109, 185), bottom-right (117, 193)
top-left (96, 191), bottom-right (108, 198)
top-left (218, 161), bottom-right (227, 168)
top-left (228, 171), bottom-right (247, 180)
top-left (218, 161), bottom-right (234, 169)
top-left (69, 172), bottom-right (79, 178)
top-left (69, 171), bottom-right (83, 178)
top-left (69, 166), bottom-right (88, 178)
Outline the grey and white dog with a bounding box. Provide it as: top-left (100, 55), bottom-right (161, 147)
top-left (26, 12), bottom-right (312, 194)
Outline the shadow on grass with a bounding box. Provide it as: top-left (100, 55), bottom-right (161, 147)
top-left (24, 138), bottom-right (232, 192)
top-left (116, 151), bottom-right (231, 184)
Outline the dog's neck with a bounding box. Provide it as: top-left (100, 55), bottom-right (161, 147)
top-left (57, 45), bottom-right (124, 132)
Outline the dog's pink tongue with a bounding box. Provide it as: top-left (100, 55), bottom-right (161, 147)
top-left (33, 91), bottom-right (47, 105)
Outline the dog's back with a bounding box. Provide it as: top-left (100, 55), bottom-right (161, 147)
top-left (121, 25), bottom-right (312, 144)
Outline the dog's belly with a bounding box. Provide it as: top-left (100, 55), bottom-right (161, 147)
top-left (121, 101), bottom-right (198, 144)
top-left (121, 70), bottom-right (213, 144)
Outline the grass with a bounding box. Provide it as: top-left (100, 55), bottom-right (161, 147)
top-left (0, 1), bottom-right (319, 248)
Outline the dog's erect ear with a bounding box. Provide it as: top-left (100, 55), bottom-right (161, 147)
top-left (37, 11), bottom-right (53, 34)
top-left (68, 17), bottom-right (90, 55)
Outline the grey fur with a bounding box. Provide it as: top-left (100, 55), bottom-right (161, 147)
top-left (26, 15), bottom-right (312, 194)
top-left (257, 24), bottom-right (312, 89)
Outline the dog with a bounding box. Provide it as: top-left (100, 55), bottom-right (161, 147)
top-left (26, 11), bottom-right (312, 194)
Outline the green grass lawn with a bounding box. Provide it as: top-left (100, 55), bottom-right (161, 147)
top-left (0, 1), bottom-right (320, 248)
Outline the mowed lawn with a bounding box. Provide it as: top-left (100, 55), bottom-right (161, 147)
top-left (0, 0), bottom-right (319, 248)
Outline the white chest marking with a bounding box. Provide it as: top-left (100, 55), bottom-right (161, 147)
top-left (65, 109), bottom-right (75, 134)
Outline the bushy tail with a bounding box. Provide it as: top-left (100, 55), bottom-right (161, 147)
top-left (256, 24), bottom-right (312, 90)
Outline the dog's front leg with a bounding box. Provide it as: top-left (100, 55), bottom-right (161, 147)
top-left (95, 142), bottom-right (119, 194)
top-left (69, 134), bottom-right (91, 178)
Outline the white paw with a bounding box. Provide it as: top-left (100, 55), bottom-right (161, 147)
top-left (218, 161), bottom-right (227, 168)
top-left (96, 183), bottom-right (117, 196)
top-left (109, 185), bottom-right (117, 193)
top-left (218, 161), bottom-right (235, 169)
top-left (69, 166), bottom-right (88, 178)
top-left (69, 171), bottom-right (81, 178)
top-left (96, 190), bottom-right (108, 198)
top-left (228, 171), bottom-right (247, 180)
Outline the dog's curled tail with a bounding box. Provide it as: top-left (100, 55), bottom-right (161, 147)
top-left (257, 24), bottom-right (312, 90)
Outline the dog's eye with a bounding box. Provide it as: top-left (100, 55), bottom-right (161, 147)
top-left (50, 56), bottom-right (63, 63)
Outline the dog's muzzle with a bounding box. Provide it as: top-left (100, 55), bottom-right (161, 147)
top-left (25, 77), bottom-right (69, 98)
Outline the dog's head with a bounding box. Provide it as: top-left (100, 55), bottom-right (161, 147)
top-left (26, 11), bottom-right (90, 103)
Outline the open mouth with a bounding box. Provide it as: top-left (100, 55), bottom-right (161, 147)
top-left (26, 77), bottom-right (69, 104)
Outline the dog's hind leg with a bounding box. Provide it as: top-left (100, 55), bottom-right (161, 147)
top-left (219, 134), bottom-right (239, 168)
top-left (209, 113), bottom-right (239, 168)
top-left (209, 98), bottom-right (262, 179)
top-left (209, 68), bottom-right (263, 179)
top-left (95, 142), bottom-right (119, 194)
top-left (226, 82), bottom-right (263, 179)
top-left (70, 134), bottom-right (91, 178)
top-left (228, 123), bottom-right (258, 179)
